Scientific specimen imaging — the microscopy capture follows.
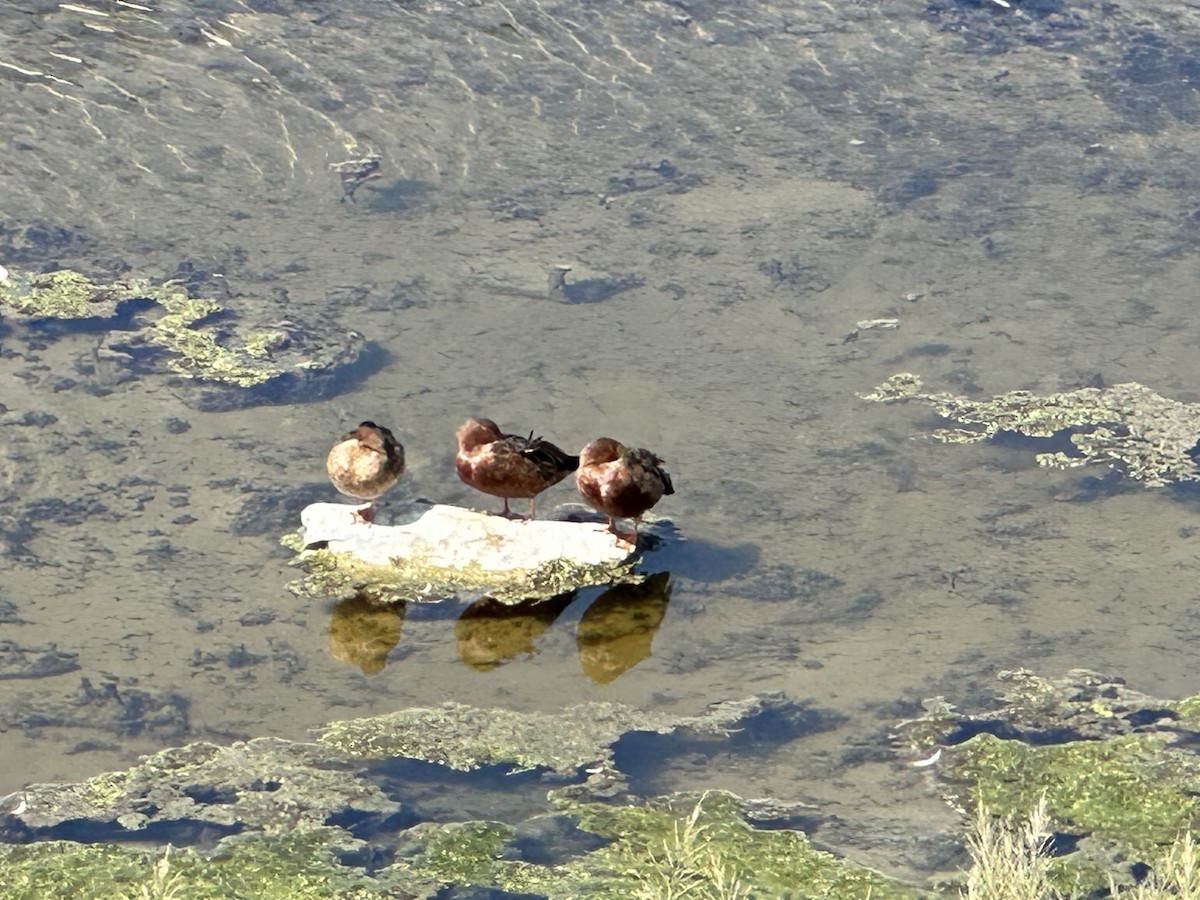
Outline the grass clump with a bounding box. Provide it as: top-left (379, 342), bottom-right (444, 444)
top-left (960, 798), bottom-right (1060, 900)
top-left (960, 800), bottom-right (1200, 900)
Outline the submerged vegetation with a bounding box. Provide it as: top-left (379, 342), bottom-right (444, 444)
top-left (904, 670), bottom-right (1200, 896)
top-left (0, 265), bottom-right (371, 409)
top-left (4, 672), bottom-right (1200, 896)
top-left (862, 374), bottom-right (1200, 486)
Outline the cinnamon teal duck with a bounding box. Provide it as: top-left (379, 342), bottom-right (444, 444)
top-left (455, 417), bottom-right (578, 519)
top-left (326, 421), bottom-right (405, 523)
top-left (576, 437), bottom-right (674, 544)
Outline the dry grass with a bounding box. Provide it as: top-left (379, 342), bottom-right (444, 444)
top-left (961, 800), bottom-right (1200, 900)
top-left (961, 798), bottom-right (1060, 900)
top-left (1114, 831), bottom-right (1200, 899)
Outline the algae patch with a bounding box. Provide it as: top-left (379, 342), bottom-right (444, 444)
top-left (287, 541), bottom-right (638, 605)
top-left (862, 373), bottom-right (1200, 485)
top-left (0, 695), bottom-right (927, 899)
top-left (317, 694), bottom-right (782, 776)
top-left (0, 269), bottom-right (148, 319)
top-left (0, 266), bottom-right (372, 409)
top-left (897, 669), bottom-right (1200, 892)
top-left (552, 791), bottom-right (922, 900)
top-left (0, 831), bottom-right (383, 900)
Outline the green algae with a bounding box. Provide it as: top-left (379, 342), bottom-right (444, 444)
top-left (316, 696), bottom-right (772, 775)
top-left (899, 669), bottom-right (1200, 893)
top-left (862, 373), bottom-right (1200, 485)
top-left (19, 737), bottom-right (396, 838)
top-left (392, 820), bottom-right (526, 889)
top-left (0, 269), bottom-right (149, 319)
top-left (549, 791), bottom-right (922, 900)
top-left (1172, 693), bottom-right (1200, 723)
top-left (0, 694), bottom-right (915, 899)
top-left (148, 291), bottom-right (285, 387)
top-left (286, 539), bottom-right (640, 605)
top-left (947, 733), bottom-right (1198, 857)
top-left (373, 792), bottom-right (923, 900)
top-left (0, 266), bottom-right (366, 403)
top-left (0, 830), bottom-right (384, 900)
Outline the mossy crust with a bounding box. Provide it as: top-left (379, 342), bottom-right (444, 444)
top-left (862, 373), bottom-right (1200, 485)
top-left (897, 669), bottom-right (1200, 892)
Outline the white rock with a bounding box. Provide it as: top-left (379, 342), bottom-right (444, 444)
top-left (300, 502), bottom-right (634, 575)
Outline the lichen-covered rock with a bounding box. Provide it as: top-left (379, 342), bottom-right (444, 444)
top-left (863, 373), bottom-right (1200, 486)
top-left (290, 503), bottom-right (640, 604)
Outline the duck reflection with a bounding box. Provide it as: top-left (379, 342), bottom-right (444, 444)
top-left (328, 595), bottom-right (406, 675)
top-left (577, 572), bottom-right (672, 684)
top-left (455, 593), bottom-right (575, 671)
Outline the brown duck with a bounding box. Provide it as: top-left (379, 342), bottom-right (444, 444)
top-left (455, 417), bottom-right (579, 519)
top-left (326, 421), bottom-right (405, 523)
top-left (576, 437), bottom-right (674, 544)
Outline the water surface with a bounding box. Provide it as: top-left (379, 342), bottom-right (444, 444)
top-left (2, 0), bottom-right (1200, 881)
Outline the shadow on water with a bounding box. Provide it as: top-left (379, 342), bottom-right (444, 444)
top-left (547, 266), bottom-right (644, 305)
top-left (611, 698), bottom-right (848, 791)
top-left (192, 340), bottom-right (393, 412)
top-left (361, 180), bottom-right (436, 215)
top-left (358, 758), bottom-right (566, 834)
top-left (22, 298), bottom-right (159, 336)
top-left (649, 534), bottom-right (759, 584)
top-left (1, 816), bottom-right (242, 850)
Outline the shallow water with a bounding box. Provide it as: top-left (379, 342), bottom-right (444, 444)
top-left (3, 0), bottom-right (1200, 883)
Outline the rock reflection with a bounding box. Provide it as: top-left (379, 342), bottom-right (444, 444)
top-left (328, 596), bottom-right (405, 675)
top-left (455, 594), bottom-right (575, 671)
top-left (576, 572), bottom-right (672, 685)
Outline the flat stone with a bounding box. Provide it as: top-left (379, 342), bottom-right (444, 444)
top-left (291, 503), bottom-right (638, 604)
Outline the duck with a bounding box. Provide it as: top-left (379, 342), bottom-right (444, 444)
top-left (326, 421), bottom-right (405, 523)
top-left (576, 437), bottom-right (674, 544)
top-left (455, 417), bottom-right (579, 519)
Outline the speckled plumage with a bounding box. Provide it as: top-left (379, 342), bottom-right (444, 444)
top-left (455, 417), bottom-right (579, 519)
top-left (326, 421), bottom-right (405, 522)
top-left (576, 437), bottom-right (674, 544)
